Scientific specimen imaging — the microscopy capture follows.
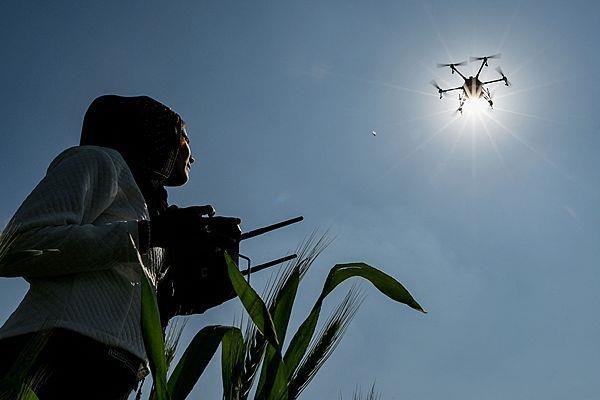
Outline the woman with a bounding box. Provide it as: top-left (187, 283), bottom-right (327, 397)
top-left (0, 95), bottom-right (228, 399)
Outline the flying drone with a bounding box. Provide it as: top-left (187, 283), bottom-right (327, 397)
top-left (431, 53), bottom-right (510, 114)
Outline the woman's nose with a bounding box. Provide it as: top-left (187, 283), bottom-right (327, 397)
top-left (190, 155), bottom-right (195, 164)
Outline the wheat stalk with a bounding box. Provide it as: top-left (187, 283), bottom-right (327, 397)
top-left (352, 383), bottom-right (380, 400)
top-left (288, 285), bottom-right (363, 399)
top-left (164, 317), bottom-right (187, 371)
top-left (238, 325), bottom-right (266, 400)
top-left (236, 231), bottom-right (332, 400)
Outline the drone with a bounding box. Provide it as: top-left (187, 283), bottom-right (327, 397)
top-left (431, 53), bottom-right (510, 114)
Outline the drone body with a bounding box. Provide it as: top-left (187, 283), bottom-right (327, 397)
top-left (431, 54), bottom-right (510, 114)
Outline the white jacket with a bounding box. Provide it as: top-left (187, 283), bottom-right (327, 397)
top-left (0, 145), bottom-right (165, 361)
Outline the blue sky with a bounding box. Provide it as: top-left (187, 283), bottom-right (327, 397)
top-left (2, 1), bottom-right (600, 399)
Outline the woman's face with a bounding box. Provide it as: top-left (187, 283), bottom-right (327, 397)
top-left (165, 127), bottom-right (195, 186)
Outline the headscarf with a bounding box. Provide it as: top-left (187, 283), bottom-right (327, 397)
top-left (79, 95), bottom-right (184, 217)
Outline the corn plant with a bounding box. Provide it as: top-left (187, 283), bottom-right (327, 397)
top-left (141, 234), bottom-right (425, 400)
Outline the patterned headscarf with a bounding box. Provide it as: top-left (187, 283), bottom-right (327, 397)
top-left (80, 95), bottom-right (185, 216)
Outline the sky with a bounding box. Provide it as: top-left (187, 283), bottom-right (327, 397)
top-left (1, 1), bottom-right (600, 399)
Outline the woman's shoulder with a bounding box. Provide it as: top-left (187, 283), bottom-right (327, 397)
top-left (48, 145), bottom-right (129, 173)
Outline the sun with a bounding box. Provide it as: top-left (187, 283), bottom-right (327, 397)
top-left (461, 97), bottom-right (489, 117)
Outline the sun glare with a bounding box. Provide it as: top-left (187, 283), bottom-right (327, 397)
top-left (461, 98), bottom-right (489, 117)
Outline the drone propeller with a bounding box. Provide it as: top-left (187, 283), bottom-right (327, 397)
top-left (469, 53), bottom-right (501, 63)
top-left (430, 80), bottom-right (444, 98)
top-left (495, 66), bottom-right (511, 86)
top-left (436, 60), bottom-right (467, 68)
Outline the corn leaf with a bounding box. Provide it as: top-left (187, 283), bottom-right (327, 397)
top-left (271, 266), bottom-right (301, 345)
top-left (18, 386), bottom-right (39, 400)
top-left (283, 263), bottom-right (425, 380)
top-left (255, 266), bottom-right (300, 400)
top-left (140, 271), bottom-right (169, 400)
top-left (221, 328), bottom-right (245, 400)
top-left (168, 325), bottom-right (240, 400)
top-left (225, 252), bottom-right (280, 350)
top-left (1, 383), bottom-right (40, 400)
top-left (0, 330), bottom-right (49, 400)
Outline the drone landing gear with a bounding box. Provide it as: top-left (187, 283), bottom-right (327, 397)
top-left (457, 94), bottom-right (465, 115)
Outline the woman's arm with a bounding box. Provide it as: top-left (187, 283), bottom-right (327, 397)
top-left (0, 146), bottom-right (142, 278)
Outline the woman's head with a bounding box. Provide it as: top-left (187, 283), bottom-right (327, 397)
top-left (80, 95), bottom-right (193, 187)
top-left (163, 124), bottom-right (195, 186)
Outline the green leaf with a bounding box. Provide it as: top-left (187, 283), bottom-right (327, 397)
top-left (283, 263), bottom-right (425, 380)
top-left (255, 266), bottom-right (300, 400)
top-left (252, 343), bottom-right (289, 400)
top-left (271, 266), bottom-right (301, 345)
top-left (221, 328), bottom-right (245, 400)
top-left (18, 385), bottom-right (40, 400)
top-left (1, 383), bottom-right (40, 400)
top-left (264, 358), bottom-right (289, 400)
top-left (225, 252), bottom-right (280, 350)
top-left (168, 325), bottom-right (240, 400)
top-left (140, 271), bottom-right (169, 400)
top-left (323, 263), bottom-right (425, 312)
top-left (0, 330), bottom-right (49, 400)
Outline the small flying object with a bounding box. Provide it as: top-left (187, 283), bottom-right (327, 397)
top-left (431, 53), bottom-right (510, 114)
top-left (371, 130), bottom-right (377, 136)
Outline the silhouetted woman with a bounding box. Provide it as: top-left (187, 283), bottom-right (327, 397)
top-left (0, 95), bottom-right (219, 399)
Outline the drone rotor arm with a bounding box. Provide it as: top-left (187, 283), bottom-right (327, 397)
top-left (440, 86), bottom-right (464, 97)
top-left (481, 78), bottom-right (506, 85)
top-left (451, 65), bottom-right (468, 80)
top-left (475, 59), bottom-right (487, 78)
top-left (443, 86), bottom-right (464, 93)
top-left (483, 77), bottom-right (511, 87)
